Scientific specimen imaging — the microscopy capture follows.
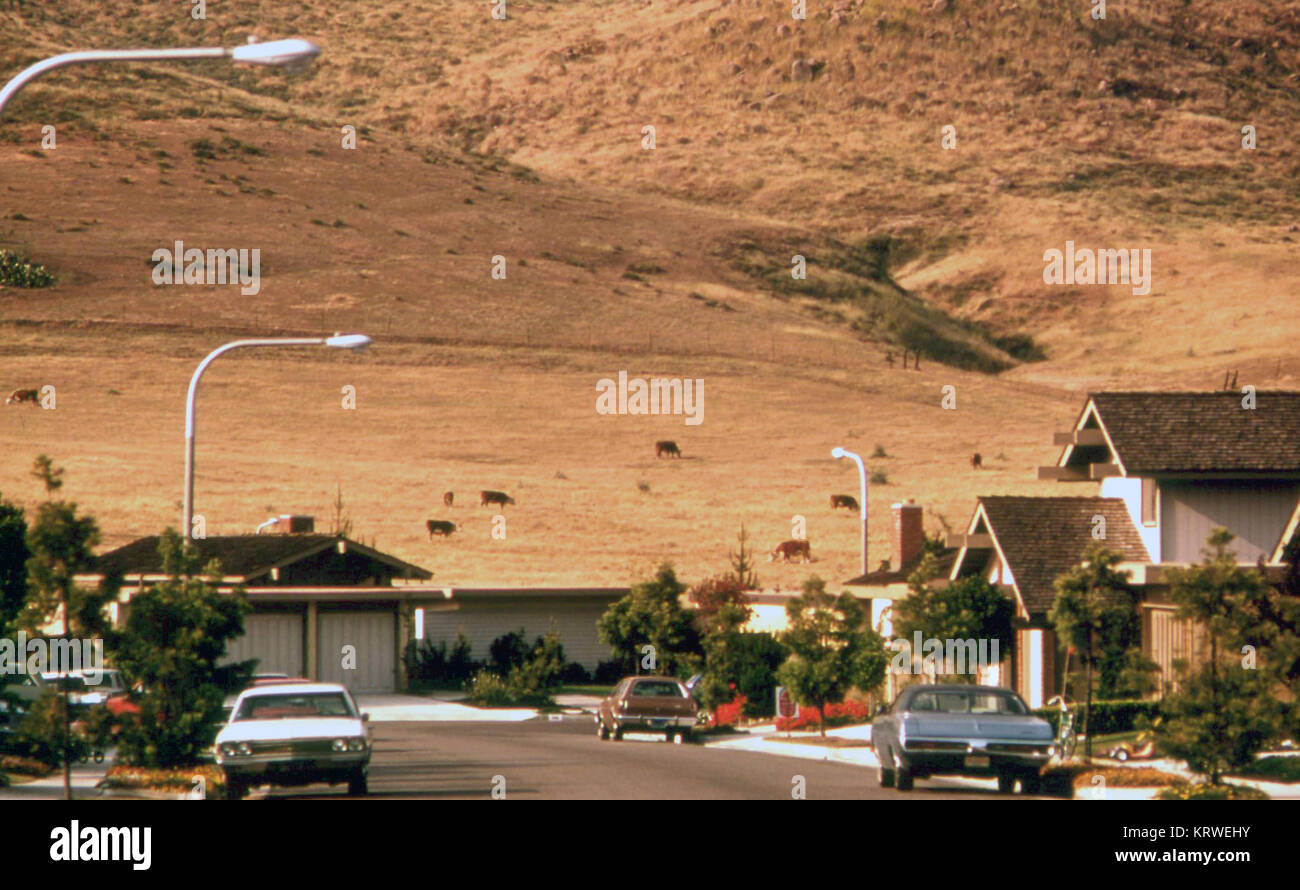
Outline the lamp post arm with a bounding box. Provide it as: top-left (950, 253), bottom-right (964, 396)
top-left (183, 338), bottom-right (325, 538)
top-left (0, 48), bottom-right (229, 117)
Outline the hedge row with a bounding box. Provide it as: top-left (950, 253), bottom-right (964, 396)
top-left (1031, 699), bottom-right (1162, 736)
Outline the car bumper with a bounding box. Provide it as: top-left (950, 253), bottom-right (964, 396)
top-left (899, 741), bottom-right (1053, 776)
top-left (606, 714), bottom-right (697, 730)
top-left (217, 751), bottom-right (369, 783)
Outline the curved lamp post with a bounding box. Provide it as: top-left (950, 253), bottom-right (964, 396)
top-left (184, 334), bottom-right (371, 539)
top-left (831, 446), bottom-right (868, 575)
top-left (0, 38), bottom-right (320, 117)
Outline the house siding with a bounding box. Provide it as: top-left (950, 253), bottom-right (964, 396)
top-left (1100, 477), bottom-right (1161, 561)
top-left (1159, 480), bottom-right (1300, 563)
top-left (421, 598), bottom-right (615, 669)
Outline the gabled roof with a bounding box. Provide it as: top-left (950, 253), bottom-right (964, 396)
top-left (1067, 391), bottom-right (1300, 475)
top-left (94, 534), bottom-right (432, 583)
top-left (964, 496), bottom-right (1150, 615)
top-left (843, 548), bottom-right (959, 588)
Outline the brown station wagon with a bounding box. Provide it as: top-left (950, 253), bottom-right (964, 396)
top-left (596, 676), bottom-right (699, 743)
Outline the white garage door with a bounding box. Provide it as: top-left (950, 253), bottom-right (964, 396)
top-left (318, 610), bottom-right (396, 693)
top-left (223, 612), bottom-right (304, 677)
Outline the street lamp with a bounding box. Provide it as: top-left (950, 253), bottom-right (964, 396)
top-left (183, 334), bottom-right (372, 539)
top-left (0, 38), bottom-right (320, 117)
top-left (831, 446), bottom-right (868, 575)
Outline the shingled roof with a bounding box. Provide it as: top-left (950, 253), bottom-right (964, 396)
top-left (94, 534), bottom-right (432, 583)
top-left (843, 548), bottom-right (959, 588)
top-left (974, 496), bottom-right (1150, 615)
top-left (1084, 391), bottom-right (1300, 474)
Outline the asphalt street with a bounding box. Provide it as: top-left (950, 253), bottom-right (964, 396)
top-left (260, 715), bottom-right (1015, 800)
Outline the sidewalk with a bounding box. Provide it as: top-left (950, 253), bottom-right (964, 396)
top-left (0, 761), bottom-right (109, 800)
top-left (354, 693), bottom-right (536, 722)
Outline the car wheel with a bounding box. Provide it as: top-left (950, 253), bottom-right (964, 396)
top-left (226, 778), bottom-right (247, 801)
top-left (877, 749), bottom-right (896, 788)
top-left (997, 771), bottom-right (1016, 793)
top-left (894, 752), bottom-right (914, 792)
top-left (1020, 775), bottom-right (1041, 795)
top-left (348, 771), bottom-right (368, 796)
top-left (1115, 749), bottom-right (1129, 762)
top-left (597, 719), bottom-right (610, 741)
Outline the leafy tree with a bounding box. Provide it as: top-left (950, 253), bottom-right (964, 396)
top-left (892, 552), bottom-right (1014, 683)
top-left (17, 456), bottom-right (119, 799)
top-left (598, 563), bottom-right (700, 677)
top-left (1154, 529), bottom-right (1282, 782)
top-left (689, 574), bottom-right (756, 712)
top-left (0, 493), bottom-right (27, 637)
top-left (1049, 544), bottom-right (1143, 759)
top-left (112, 529), bottom-right (250, 768)
top-left (775, 577), bottom-right (888, 736)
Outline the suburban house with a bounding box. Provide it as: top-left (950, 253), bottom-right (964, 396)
top-left (938, 390), bottom-right (1300, 706)
top-left (947, 495), bottom-right (1149, 707)
top-left (81, 517), bottom-right (627, 693)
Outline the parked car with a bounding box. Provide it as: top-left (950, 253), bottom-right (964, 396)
top-left (596, 675), bottom-right (698, 743)
top-left (870, 684), bottom-right (1054, 793)
top-left (214, 681), bottom-right (372, 799)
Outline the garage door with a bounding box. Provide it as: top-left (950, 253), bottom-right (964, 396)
top-left (318, 610), bottom-right (396, 693)
top-left (223, 612), bottom-right (305, 677)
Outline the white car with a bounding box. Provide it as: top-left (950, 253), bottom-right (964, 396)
top-left (214, 682), bottom-right (372, 799)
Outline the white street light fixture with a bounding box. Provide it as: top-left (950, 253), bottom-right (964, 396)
top-left (183, 335), bottom-right (371, 540)
top-left (0, 38), bottom-right (321, 117)
top-left (832, 446), bottom-right (868, 575)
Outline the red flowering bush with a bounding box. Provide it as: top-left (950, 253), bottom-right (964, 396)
top-left (709, 694), bottom-right (748, 727)
top-left (775, 699), bottom-right (873, 731)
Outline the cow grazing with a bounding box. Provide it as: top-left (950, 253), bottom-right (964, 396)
top-left (5, 388), bottom-right (39, 406)
top-left (443, 491), bottom-right (454, 508)
top-left (426, 519), bottom-right (460, 539)
top-left (970, 452), bottom-right (983, 470)
top-left (830, 494), bottom-right (860, 512)
top-left (480, 490), bottom-right (515, 508)
top-left (655, 440), bottom-right (682, 459)
top-left (769, 539), bottom-right (812, 563)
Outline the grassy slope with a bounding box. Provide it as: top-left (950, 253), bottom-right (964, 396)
top-left (0, 0), bottom-right (1297, 586)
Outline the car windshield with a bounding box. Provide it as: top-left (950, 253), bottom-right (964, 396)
top-left (909, 691), bottom-right (1027, 715)
top-left (235, 692), bottom-right (355, 721)
top-left (631, 681), bottom-right (684, 698)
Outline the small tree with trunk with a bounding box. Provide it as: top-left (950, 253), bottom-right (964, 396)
top-left (776, 576), bottom-right (888, 736)
top-left (597, 563), bottom-right (701, 677)
top-left (1155, 529), bottom-right (1282, 783)
top-left (1048, 544), bottom-right (1138, 760)
top-left (112, 529), bottom-right (250, 768)
top-left (17, 456), bottom-right (119, 799)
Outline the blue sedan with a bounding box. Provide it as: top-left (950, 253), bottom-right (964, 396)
top-left (871, 685), bottom-right (1055, 793)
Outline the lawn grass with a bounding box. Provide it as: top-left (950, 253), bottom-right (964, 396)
top-left (1230, 755), bottom-right (1300, 784)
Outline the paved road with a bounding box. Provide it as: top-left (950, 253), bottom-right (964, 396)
top-left (261, 716), bottom-right (1014, 800)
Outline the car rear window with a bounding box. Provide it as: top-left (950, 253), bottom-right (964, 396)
top-left (235, 693), bottom-right (355, 721)
top-left (910, 691), bottom-right (1027, 715)
top-left (630, 680), bottom-right (684, 698)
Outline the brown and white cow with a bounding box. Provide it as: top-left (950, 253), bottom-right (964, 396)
top-left (426, 519), bottom-right (460, 539)
top-left (830, 494), bottom-right (859, 512)
top-left (443, 491), bottom-right (454, 508)
top-left (769, 539), bottom-right (812, 563)
top-left (5, 388), bottom-right (40, 406)
top-left (480, 490), bottom-right (516, 508)
top-left (655, 440), bottom-right (682, 459)
top-left (970, 452), bottom-right (983, 470)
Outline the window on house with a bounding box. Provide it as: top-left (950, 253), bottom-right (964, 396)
top-left (1141, 477), bottom-right (1158, 527)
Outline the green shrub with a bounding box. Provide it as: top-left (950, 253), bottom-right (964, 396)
top-left (1032, 699), bottom-right (1161, 736)
top-left (403, 633), bottom-right (481, 689)
top-left (1232, 756), bottom-right (1300, 783)
top-left (0, 250), bottom-right (55, 288)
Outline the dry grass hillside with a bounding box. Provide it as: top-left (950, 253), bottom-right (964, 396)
top-left (1, 0), bottom-right (1298, 586)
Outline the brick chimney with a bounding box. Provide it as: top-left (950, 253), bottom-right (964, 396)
top-left (891, 500), bottom-right (924, 571)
